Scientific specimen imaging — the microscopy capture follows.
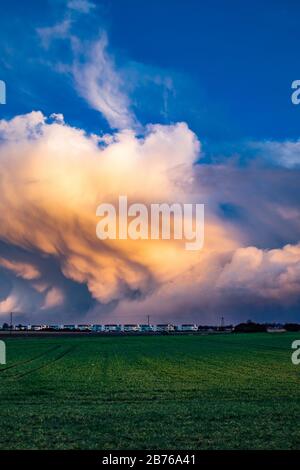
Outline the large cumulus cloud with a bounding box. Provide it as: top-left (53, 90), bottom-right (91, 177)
top-left (0, 111), bottom-right (299, 323)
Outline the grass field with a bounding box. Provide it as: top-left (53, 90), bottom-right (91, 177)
top-left (0, 332), bottom-right (300, 450)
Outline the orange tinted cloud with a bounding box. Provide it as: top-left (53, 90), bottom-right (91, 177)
top-left (0, 111), bottom-right (299, 321)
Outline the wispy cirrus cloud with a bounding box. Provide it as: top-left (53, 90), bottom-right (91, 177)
top-left (67, 0), bottom-right (96, 14)
top-left (71, 33), bottom-right (137, 129)
top-left (37, 19), bottom-right (72, 49)
top-left (37, 1), bottom-right (137, 130)
top-left (35, 1), bottom-right (175, 131)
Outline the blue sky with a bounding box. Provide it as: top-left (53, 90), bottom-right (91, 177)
top-left (0, 0), bottom-right (300, 324)
top-left (1, 0), bottom-right (300, 145)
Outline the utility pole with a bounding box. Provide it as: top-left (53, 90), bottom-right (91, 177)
top-left (10, 311), bottom-right (13, 336)
top-left (221, 316), bottom-right (224, 330)
top-left (147, 315), bottom-right (150, 327)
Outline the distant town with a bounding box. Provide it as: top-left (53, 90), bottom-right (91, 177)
top-left (1, 321), bottom-right (299, 334)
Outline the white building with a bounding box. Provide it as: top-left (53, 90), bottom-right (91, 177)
top-left (30, 325), bottom-right (43, 331)
top-left (123, 324), bottom-right (140, 332)
top-left (139, 324), bottom-right (155, 332)
top-left (104, 324), bottom-right (121, 332)
top-left (77, 324), bottom-right (92, 331)
top-left (92, 324), bottom-right (103, 332)
top-left (14, 324), bottom-right (27, 331)
top-left (156, 324), bottom-right (175, 332)
top-left (181, 324), bottom-right (198, 332)
top-left (63, 324), bottom-right (77, 331)
top-left (49, 325), bottom-right (62, 330)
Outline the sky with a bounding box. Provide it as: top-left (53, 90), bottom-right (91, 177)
top-left (0, 0), bottom-right (300, 325)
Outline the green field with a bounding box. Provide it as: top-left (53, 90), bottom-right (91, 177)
top-left (0, 333), bottom-right (300, 450)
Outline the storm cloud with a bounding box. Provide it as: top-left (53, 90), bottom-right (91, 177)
top-left (0, 110), bottom-right (299, 323)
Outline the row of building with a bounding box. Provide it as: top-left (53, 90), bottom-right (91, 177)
top-left (2, 323), bottom-right (233, 333)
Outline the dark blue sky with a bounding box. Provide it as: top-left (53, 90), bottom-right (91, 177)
top-left (1, 0), bottom-right (300, 146)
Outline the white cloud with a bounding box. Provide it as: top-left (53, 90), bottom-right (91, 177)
top-left (42, 287), bottom-right (65, 309)
top-left (67, 0), bottom-right (95, 14)
top-left (0, 112), bottom-right (201, 304)
top-left (0, 111), bottom-right (45, 141)
top-left (250, 139), bottom-right (300, 168)
top-left (37, 8), bottom-right (137, 131)
top-left (0, 293), bottom-right (21, 314)
top-left (37, 19), bottom-right (71, 48)
top-left (72, 34), bottom-right (137, 129)
top-left (216, 243), bottom-right (300, 300)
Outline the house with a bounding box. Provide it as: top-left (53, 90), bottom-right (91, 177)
top-left (156, 324), bottom-right (175, 332)
top-left (30, 325), bottom-right (43, 331)
top-left (92, 324), bottom-right (103, 332)
top-left (14, 324), bottom-right (27, 331)
top-left (139, 324), bottom-right (154, 332)
top-left (123, 324), bottom-right (140, 332)
top-left (267, 327), bottom-right (286, 333)
top-left (63, 324), bottom-right (77, 331)
top-left (104, 324), bottom-right (121, 332)
top-left (181, 324), bottom-right (198, 332)
top-left (77, 324), bottom-right (92, 331)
